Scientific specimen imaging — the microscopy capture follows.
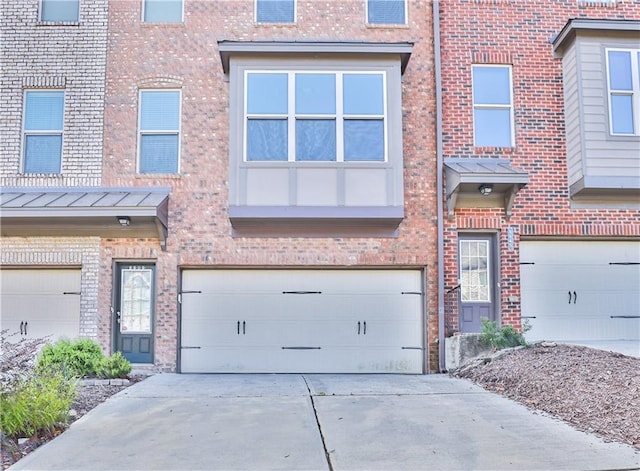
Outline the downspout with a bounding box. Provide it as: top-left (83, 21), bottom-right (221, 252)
top-left (432, 0), bottom-right (446, 372)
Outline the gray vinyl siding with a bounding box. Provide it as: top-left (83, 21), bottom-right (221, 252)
top-left (567, 35), bottom-right (640, 193)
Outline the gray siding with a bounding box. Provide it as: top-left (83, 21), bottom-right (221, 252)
top-left (565, 34), bottom-right (640, 194)
top-left (0, 0), bottom-right (108, 187)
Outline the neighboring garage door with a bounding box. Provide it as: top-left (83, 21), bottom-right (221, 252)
top-left (0, 269), bottom-right (81, 341)
top-left (520, 241), bottom-right (640, 342)
top-left (180, 270), bottom-right (424, 373)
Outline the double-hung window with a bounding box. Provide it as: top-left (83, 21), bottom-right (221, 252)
top-left (256, 0), bottom-right (295, 23)
top-left (606, 48), bottom-right (640, 136)
top-left (23, 91), bottom-right (64, 174)
top-left (472, 65), bottom-right (514, 147)
top-left (138, 90), bottom-right (181, 174)
top-left (143, 0), bottom-right (183, 23)
top-left (366, 0), bottom-right (406, 25)
top-left (245, 71), bottom-right (386, 162)
top-left (40, 0), bottom-right (79, 22)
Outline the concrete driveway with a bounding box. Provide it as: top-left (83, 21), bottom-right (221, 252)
top-left (10, 374), bottom-right (639, 471)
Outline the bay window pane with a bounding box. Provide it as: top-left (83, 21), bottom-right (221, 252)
top-left (139, 134), bottom-right (179, 173)
top-left (344, 120), bottom-right (384, 161)
top-left (247, 119), bottom-right (288, 161)
top-left (295, 74), bottom-right (335, 114)
top-left (24, 135), bottom-right (62, 173)
top-left (343, 74), bottom-right (384, 115)
top-left (247, 73), bottom-right (288, 114)
top-left (611, 95), bottom-right (634, 134)
top-left (608, 51), bottom-right (632, 90)
top-left (296, 119), bottom-right (336, 161)
top-left (474, 108), bottom-right (512, 147)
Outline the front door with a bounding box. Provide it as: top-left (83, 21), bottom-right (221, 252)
top-left (458, 235), bottom-right (496, 333)
top-left (114, 263), bottom-right (155, 363)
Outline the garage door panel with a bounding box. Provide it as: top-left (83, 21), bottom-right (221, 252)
top-left (521, 241), bottom-right (639, 342)
top-left (180, 270), bottom-right (424, 373)
top-left (0, 269), bottom-right (81, 342)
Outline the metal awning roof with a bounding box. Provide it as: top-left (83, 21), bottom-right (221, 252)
top-left (444, 158), bottom-right (529, 220)
top-left (0, 187), bottom-right (170, 248)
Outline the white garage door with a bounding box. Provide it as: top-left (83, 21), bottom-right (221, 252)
top-left (0, 269), bottom-right (82, 342)
top-left (180, 270), bottom-right (424, 373)
top-left (520, 241), bottom-right (640, 342)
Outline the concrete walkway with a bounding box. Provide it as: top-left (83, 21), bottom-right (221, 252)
top-left (10, 374), bottom-right (640, 471)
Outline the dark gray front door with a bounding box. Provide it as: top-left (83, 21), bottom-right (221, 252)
top-left (114, 263), bottom-right (154, 363)
top-left (458, 235), bottom-right (496, 333)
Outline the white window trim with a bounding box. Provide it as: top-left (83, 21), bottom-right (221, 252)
top-left (365, 0), bottom-right (407, 26)
top-left (472, 64), bottom-right (515, 148)
top-left (142, 0), bottom-right (184, 23)
top-left (606, 48), bottom-right (640, 136)
top-left (243, 70), bottom-right (388, 163)
top-left (137, 89), bottom-right (182, 174)
top-left (255, 0), bottom-right (296, 24)
top-left (21, 89), bottom-right (65, 174)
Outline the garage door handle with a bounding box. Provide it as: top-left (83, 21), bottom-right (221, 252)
top-left (401, 346), bottom-right (424, 350)
top-left (611, 315), bottom-right (640, 319)
top-left (568, 291), bottom-right (577, 304)
top-left (282, 346), bottom-right (322, 350)
top-left (282, 291), bottom-right (322, 295)
top-left (237, 321), bottom-right (246, 335)
top-left (63, 291), bottom-right (81, 295)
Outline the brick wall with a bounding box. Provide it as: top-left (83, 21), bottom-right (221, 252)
top-left (0, 0), bottom-right (108, 186)
top-left (103, 0), bottom-right (439, 371)
top-left (439, 0), bottom-right (640, 333)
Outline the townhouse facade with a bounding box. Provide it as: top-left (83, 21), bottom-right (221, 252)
top-left (438, 0), bottom-right (640, 350)
top-left (1, 0), bottom-right (638, 374)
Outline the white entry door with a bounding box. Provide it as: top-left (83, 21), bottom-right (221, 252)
top-left (180, 269), bottom-right (424, 373)
top-left (0, 269), bottom-right (81, 342)
top-left (520, 241), bottom-right (640, 342)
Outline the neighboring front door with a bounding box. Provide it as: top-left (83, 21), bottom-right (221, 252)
top-left (458, 235), bottom-right (496, 333)
top-left (114, 263), bottom-right (154, 363)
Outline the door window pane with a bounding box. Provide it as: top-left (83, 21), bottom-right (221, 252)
top-left (23, 91), bottom-right (64, 174)
top-left (460, 240), bottom-right (490, 302)
top-left (120, 269), bottom-right (152, 334)
top-left (41, 0), bottom-right (79, 22)
top-left (143, 0), bottom-right (183, 23)
top-left (256, 0), bottom-right (294, 23)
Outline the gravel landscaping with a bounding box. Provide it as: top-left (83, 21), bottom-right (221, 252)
top-left (453, 343), bottom-right (640, 450)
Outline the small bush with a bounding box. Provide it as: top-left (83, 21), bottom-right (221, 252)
top-left (101, 352), bottom-right (132, 379)
top-left (0, 369), bottom-right (76, 438)
top-left (0, 329), bottom-right (48, 394)
top-left (37, 339), bottom-right (105, 378)
top-left (480, 319), bottom-right (527, 349)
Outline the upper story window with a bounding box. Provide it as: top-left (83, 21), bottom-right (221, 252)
top-left (472, 65), bottom-right (514, 147)
top-left (138, 90), bottom-right (181, 174)
top-left (143, 0), bottom-right (183, 23)
top-left (23, 91), bottom-right (64, 174)
top-left (40, 0), bottom-right (79, 22)
top-left (366, 0), bottom-right (406, 25)
top-left (245, 71), bottom-right (386, 162)
top-left (606, 49), bottom-right (640, 136)
top-left (256, 0), bottom-right (295, 23)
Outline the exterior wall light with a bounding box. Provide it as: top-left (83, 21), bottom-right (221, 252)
top-left (117, 216), bottom-right (131, 226)
top-left (478, 184), bottom-right (493, 196)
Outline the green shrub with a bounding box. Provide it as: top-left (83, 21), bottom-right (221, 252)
top-left (100, 352), bottom-right (132, 379)
top-left (0, 369), bottom-right (76, 438)
top-left (37, 339), bottom-right (105, 378)
top-left (480, 319), bottom-right (527, 349)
